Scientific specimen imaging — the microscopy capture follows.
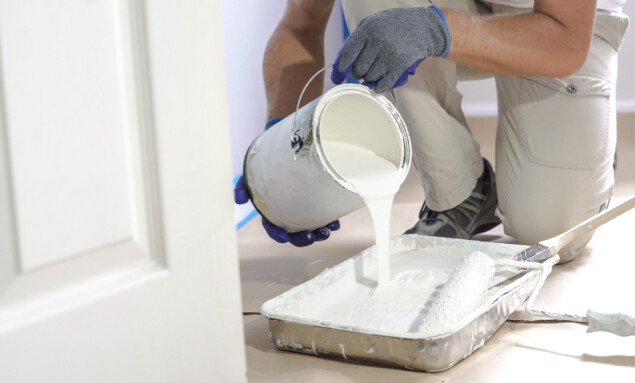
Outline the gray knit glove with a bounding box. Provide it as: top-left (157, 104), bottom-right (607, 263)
top-left (331, 6), bottom-right (450, 93)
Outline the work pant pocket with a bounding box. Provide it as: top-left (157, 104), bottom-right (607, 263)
top-left (516, 74), bottom-right (611, 170)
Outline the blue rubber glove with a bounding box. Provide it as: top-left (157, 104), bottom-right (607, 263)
top-left (234, 175), bottom-right (340, 246)
top-left (233, 119), bottom-right (341, 247)
top-left (331, 6), bottom-right (451, 93)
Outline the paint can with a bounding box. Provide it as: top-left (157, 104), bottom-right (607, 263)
top-left (244, 84), bottom-right (411, 232)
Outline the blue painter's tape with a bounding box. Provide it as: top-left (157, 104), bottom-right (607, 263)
top-left (236, 209), bottom-right (259, 231)
top-left (341, 6), bottom-right (358, 84)
top-left (341, 6), bottom-right (349, 39)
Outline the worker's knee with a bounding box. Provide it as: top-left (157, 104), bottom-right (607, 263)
top-left (498, 200), bottom-right (608, 264)
top-left (557, 235), bottom-right (593, 263)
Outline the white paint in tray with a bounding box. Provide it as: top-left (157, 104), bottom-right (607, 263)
top-left (262, 236), bottom-right (528, 338)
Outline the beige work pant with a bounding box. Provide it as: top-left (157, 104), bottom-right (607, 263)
top-left (341, 0), bottom-right (629, 262)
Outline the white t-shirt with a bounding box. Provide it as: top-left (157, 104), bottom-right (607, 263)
top-left (485, 0), bottom-right (625, 13)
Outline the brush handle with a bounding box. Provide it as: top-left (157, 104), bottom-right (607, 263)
top-left (542, 194), bottom-right (635, 255)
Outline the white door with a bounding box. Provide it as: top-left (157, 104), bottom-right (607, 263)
top-left (0, 1), bottom-right (246, 382)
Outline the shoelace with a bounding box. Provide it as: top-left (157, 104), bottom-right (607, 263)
top-left (418, 191), bottom-right (488, 226)
top-left (418, 203), bottom-right (441, 224)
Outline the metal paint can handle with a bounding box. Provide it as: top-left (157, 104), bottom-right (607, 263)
top-left (291, 66), bottom-right (332, 152)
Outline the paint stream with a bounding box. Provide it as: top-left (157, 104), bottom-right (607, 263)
top-left (315, 142), bottom-right (496, 335)
top-left (322, 140), bottom-right (401, 291)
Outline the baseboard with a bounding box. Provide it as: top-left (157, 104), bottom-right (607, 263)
top-left (617, 100), bottom-right (635, 114)
top-left (462, 103), bottom-right (498, 117)
top-left (462, 99), bottom-right (635, 118)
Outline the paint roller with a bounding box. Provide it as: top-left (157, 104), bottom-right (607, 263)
top-left (420, 195), bottom-right (635, 336)
top-left (418, 250), bottom-right (496, 334)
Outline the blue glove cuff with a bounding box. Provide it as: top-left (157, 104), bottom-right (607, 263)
top-left (429, 6), bottom-right (451, 58)
top-left (265, 117), bottom-right (283, 130)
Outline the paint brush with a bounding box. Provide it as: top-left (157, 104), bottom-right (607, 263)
top-left (512, 194), bottom-right (635, 263)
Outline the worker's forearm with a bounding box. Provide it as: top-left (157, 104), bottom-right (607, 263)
top-left (443, 3), bottom-right (595, 78)
top-left (263, 20), bottom-right (327, 120)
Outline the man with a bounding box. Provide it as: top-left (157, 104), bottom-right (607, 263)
top-left (236, 0), bottom-right (628, 262)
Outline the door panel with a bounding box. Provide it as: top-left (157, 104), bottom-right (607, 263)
top-left (2, 0), bottom-right (132, 269)
top-left (0, 0), bottom-right (246, 381)
top-left (0, 0), bottom-right (165, 325)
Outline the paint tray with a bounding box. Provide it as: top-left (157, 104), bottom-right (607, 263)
top-left (261, 235), bottom-right (540, 372)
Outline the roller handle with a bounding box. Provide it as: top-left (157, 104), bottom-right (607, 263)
top-left (550, 195), bottom-right (635, 337)
top-left (542, 194), bottom-right (635, 256)
top-left (587, 309), bottom-right (635, 337)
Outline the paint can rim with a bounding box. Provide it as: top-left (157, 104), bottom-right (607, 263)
top-left (312, 84), bottom-right (412, 193)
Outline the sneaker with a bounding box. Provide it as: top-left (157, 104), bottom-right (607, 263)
top-left (404, 159), bottom-right (501, 239)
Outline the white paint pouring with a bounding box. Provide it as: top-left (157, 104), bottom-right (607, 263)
top-left (321, 140), bottom-right (402, 292)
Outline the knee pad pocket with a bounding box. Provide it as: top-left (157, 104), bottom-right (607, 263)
top-left (516, 73), bottom-right (611, 170)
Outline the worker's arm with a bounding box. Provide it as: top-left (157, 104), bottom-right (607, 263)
top-left (444, 0), bottom-right (597, 78)
top-left (333, 0), bottom-right (597, 92)
top-left (263, 0), bottom-right (335, 120)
